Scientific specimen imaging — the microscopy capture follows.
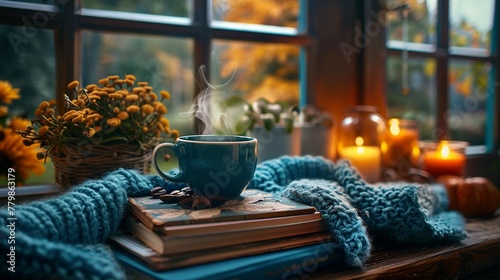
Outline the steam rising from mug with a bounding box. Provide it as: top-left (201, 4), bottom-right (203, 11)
top-left (180, 53), bottom-right (252, 135)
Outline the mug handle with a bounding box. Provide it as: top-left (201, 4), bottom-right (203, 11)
top-left (152, 143), bottom-right (185, 182)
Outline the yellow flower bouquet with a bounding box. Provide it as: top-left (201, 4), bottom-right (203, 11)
top-left (1, 81), bottom-right (45, 183)
top-left (18, 74), bottom-right (179, 188)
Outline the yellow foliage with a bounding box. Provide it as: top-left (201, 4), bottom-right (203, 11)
top-left (246, 76), bottom-right (299, 104)
top-left (0, 81), bottom-right (20, 104)
top-left (0, 128), bottom-right (45, 180)
top-left (0, 81), bottom-right (45, 182)
top-left (17, 75), bottom-right (178, 159)
top-left (455, 76), bottom-right (472, 96)
top-left (214, 0), bottom-right (299, 28)
top-left (423, 59), bottom-right (436, 77)
top-left (213, 0), bottom-right (301, 106)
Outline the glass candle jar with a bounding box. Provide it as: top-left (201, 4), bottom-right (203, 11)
top-left (337, 106), bottom-right (386, 183)
top-left (383, 118), bottom-right (420, 170)
top-left (420, 140), bottom-right (468, 179)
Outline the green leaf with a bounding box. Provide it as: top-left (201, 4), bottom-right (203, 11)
top-left (221, 95), bottom-right (248, 108)
top-left (218, 95), bottom-right (252, 135)
top-left (261, 114), bottom-right (275, 131)
top-left (234, 115), bottom-right (253, 135)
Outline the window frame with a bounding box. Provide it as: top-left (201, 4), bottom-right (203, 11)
top-left (0, 0), bottom-right (314, 131)
top-left (4, 0), bottom-right (496, 184)
top-left (363, 0), bottom-right (500, 155)
top-left (0, 0), bottom-right (330, 187)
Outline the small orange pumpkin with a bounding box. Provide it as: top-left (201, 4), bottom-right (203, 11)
top-left (438, 176), bottom-right (500, 217)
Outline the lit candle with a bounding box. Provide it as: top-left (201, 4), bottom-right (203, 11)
top-left (422, 141), bottom-right (466, 179)
top-left (340, 137), bottom-right (381, 183)
top-left (384, 119), bottom-right (419, 169)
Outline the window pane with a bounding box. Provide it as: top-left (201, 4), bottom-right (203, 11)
top-left (448, 59), bottom-right (491, 146)
top-left (211, 40), bottom-right (300, 104)
top-left (3, 0), bottom-right (55, 4)
top-left (0, 25), bottom-right (55, 118)
top-left (449, 0), bottom-right (495, 56)
top-left (211, 0), bottom-right (302, 33)
top-left (0, 24), bottom-right (56, 185)
top-left (81, 31), bottom-right (196, 136)
top-left (385, 0), bottom-right (437, 48)
top-left (386, 56), bottom-right (437, 140)
top-left (82, 0), bottom-right (191, 17)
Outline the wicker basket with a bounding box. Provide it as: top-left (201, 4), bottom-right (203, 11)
top-left (52, 143), bottom-right (152, 189)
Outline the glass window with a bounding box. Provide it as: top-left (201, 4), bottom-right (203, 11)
top-left (0, 24), bottom-right (56, 185)
top-left (82, 0), bottom-right (191, 18)
top-left (210, 40), bottom-right (301, 105)
top-left (448, 59), bottom-right (491, 146)
top-left (211, 0), bottom-right (303, 34)
top-left (385, 0), bottom-right (437, 49)
top-left (386, 56), bottom-right (437, 140)
top-left (385, 0), bottom-right (497, 152)
top-left (0, 25), bottom-right (55, 119)
top-left (4, 0), bottom-right (56, 4)
top-left (0, 0), bottom-right (310, 188)
top-left (449, 0), bottom-right (495, 55)
top-left (81, 31), bottom-right (196, 136)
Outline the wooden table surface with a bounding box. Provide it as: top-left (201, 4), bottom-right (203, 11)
top-left (310, 211), bottom-right (500, 279)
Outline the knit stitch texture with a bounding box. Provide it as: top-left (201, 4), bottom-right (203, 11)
top-left (0, 156), bottom-right (466, 280)
top-left (249, 156), bottom-right (466, 266)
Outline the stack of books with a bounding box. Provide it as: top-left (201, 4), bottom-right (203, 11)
top-left (111, 189), bottom-right (335, 273)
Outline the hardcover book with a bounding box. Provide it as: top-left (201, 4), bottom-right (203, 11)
top-left (128, 189), bottom-right (318, 230)
top-left (111, 230), bottom-right (336, 272)
top-left (124, 215), bottom-right (328, 255)
top-left (154, 211), bottom-right (322, 236)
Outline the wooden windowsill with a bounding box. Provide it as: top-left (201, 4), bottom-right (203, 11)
top-left (0, 184), bottom-right (61, 206)
top-left (309, 211), bottom-right (500, 279)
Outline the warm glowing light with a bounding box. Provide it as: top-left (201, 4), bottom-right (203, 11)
top-left (381, 141), bottom-right (387, 153)
top-left (422, 141), bottom-right (467, 178)
top-left (389, 119), bottom-right (400, 136)
top-left (340, 145), bottom-right (381, 183)
top-left (355, 136), bottom-right (364, 146)
top-left (412, 145), bottom-right (420, 159)
top-left (440, 144), bottom-right (450, 157)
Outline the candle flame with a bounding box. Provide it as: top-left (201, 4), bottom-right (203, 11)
top-left (389, 119), bottom-right (400, 136)
top-left (357, 146), bottom-right (364, 154)
top-left (355, 136), bottom-right (364, 146)
top-left (439, 142), bottom-right (450, 158)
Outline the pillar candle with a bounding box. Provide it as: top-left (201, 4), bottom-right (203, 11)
top-left (385, 119), bottom-right (419, 169)
top-left (422, 141), bottom-right (466, 179)
top-left (340, 145), bottom-right (381, 183)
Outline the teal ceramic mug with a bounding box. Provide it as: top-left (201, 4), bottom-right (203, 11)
top-left (152, 135), bottom-right (258, 198)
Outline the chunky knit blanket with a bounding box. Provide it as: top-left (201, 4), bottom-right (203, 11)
top-left (0, 156), bottom-right (466, 279)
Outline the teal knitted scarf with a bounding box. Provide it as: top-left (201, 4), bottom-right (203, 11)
top-left (0, 156), bottom-right (466, 279)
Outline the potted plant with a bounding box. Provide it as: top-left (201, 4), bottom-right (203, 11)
top-left (244, 98), bottom-right (299, 162)
top-left (217, 96), bottom-right (333, 161)
top-left (1, 80), bottom-right (45, 184)
top-left (294, 104), bottom-right (334, 158)
top-left (18, 74), bottom-right (179, 189)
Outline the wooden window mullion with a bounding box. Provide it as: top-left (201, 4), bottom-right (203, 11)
top-left (193, 0), bottom-right (210, 133)
top-left (435, 0), bottom-right (450, 140)
top-left (54, 0), bottom-right (80, 113)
